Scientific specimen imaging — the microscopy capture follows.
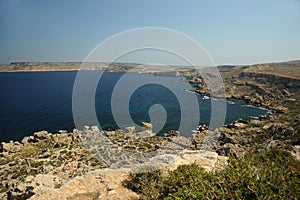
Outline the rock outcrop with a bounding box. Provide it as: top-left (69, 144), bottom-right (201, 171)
top-left (0, 125), bottom-right (229, 200)
top-left (0, 130), bottom-right (104, 200)
top-left (29, 149), bottom-right (228, 200)
top-left (29, 169), bottom-right (139, 200)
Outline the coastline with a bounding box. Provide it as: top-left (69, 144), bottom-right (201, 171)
top-left (0, 61), bottom-right (299, 199)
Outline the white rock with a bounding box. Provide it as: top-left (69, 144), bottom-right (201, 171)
top-left (83, 126), bottom-right (90, 131)
top-left (34, 131), bottom-right (49, 138)
top-left (91, 126), bottom-right (100, 132)
top-left (234, 122), bottom-right (246, 128)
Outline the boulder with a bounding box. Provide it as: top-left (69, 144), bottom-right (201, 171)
top-left (233, 122), bottom-right (246, 129)
top-left (285, 98), bottom-right (296, 103)
top-left (91, 126), bottom-right (100, 133)
top-left (258, 95), bottom-right (264, 103)
top-left (29, 169), bottom-right (139, 200)
top-left (141, 122), bottom-right (153, 130)
top-left (267, 140), bottom-right (286, 150)
top-left (274, 106), bottom-right (289, 114)
top-left (263, 123), bottom-right (294, 136)
top-left (237, 118), bottom-right (250, 124)
top-left (219, 132), bottom-right (235, 144)
top-left (263, 123), bottom-right (273, 130)
top-left (83, 126), bottom-right (90, 132)
top-left (124, 126), bottom-right (135, 135)
top-left (104, 131), bottom-right (116, 137)
top-left (291, 145), bottom-right (300, 161)
top-left (250, 119), bottom-right (263, 125)
top-left (136, 130), bottom-right (155, 138)
top-left (164, 130), bottom-right (180, 137)
top-left (34, 131), bottom-right (49, 139)
top-left (1, 141), bottom-right (21, 153)
top-left (21, 135), bottom-right (38, 145)
top-left (167, 150), bottom-right (228, 172)
top-left (216, 143), bottom-right (246, 158)
top-left (282, 89), bottom-right (291, 96)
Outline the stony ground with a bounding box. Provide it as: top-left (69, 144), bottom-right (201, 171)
top-left (0, 130), bottom-right (105, 199)
top-left (0, 125), bottom-right (228, 200)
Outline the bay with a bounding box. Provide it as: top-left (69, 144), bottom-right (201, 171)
top-left (0, 71), bottom-right (267, 142)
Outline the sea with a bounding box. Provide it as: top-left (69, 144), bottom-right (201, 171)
top-left (0, 71), bottom-right (268, 142)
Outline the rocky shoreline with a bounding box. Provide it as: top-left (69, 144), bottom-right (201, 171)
top-left (0, 61), bottom-right (299, 199)
top-left (188, 62), bottom-right (300, 158)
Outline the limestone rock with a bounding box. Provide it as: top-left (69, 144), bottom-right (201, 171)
top-left (219, 132), bottom-right (235, 144)
top-left (291, 145), bottom-right (300, 161)
top-left (216, 143), bottom-right (247, 158)
top-left (34, 131), bottom-right (49, 139)
top-left (91, 126), bottom-right (100, 133)
top-left (1, 141), bottom-right (22, 153)
top-left (104, 131), bottom-right (116, 137)
top-left (29, 169), bottom-right (139, 200)
top-left (136, 130), bottom-right (155, 138)
top-left (83, 126), bottom-right (90, 132)
top-left (282, 89), bottom-right (291, 96)
top-left (266, 140), bottom-right (286, 150)
top-left (141, 122), bottom-right (153, 130)
top-left (233, 122), bottom-right (246, 129)
top-left (124, 126), bottom-right (135, 135)
top-left (263, 123), bottom-right (294, 136)
top-left (168, 150), bottom-right (228, 172)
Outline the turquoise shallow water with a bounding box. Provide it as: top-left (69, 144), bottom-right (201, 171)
top-left (0, 71), bottom-right (267, 142)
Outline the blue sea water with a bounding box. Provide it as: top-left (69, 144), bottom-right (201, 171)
top-left (0, 71), bottom-right (267, 142)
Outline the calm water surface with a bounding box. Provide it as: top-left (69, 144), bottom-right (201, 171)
top-left (0, 71), bottom-right (267, 142)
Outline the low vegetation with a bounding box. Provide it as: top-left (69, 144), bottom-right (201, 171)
top-left (126, 148), bottom-right (300, 200)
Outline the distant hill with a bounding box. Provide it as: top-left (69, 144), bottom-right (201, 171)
top-left (1, 61), bottom-right (300, 82)
top-left (242, 60), bottom-right (300, 80)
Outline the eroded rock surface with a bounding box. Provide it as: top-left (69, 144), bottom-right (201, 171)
top-left (29, 149), bottom-right (227, 200)
top-left (0, 124), bottom-right (229, 200)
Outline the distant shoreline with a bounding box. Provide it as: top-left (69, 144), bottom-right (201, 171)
top-left (0, 69), bottom-right (81, 73)
top-left (0, 62), bottom-right (191, 75)
top-left (1, 61), bottom-right (300, 80)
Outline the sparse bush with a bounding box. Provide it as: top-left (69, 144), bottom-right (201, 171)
top-left (126, 166), bottom-right (164, 200)
top-left (126, 148), bottom-right (300, 199)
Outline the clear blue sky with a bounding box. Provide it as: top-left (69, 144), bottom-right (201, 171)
top-left (0, 0), bottom-right (299, 65)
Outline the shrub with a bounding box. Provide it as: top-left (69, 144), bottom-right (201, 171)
top-left (126, 166), bottom-right (164, 200)
top-left (126, 148), bottom-right (300, 200)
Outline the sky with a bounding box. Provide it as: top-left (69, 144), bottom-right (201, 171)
top-left (0, 0), bottom-right (299, 65)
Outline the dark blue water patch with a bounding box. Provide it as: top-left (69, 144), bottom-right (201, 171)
top-left (95, 72), bottom-right (124, 130)
top-left (129, 83), bottom-right (181, 134)
top-left (0, 71), bottom-right (268, 142)
top-left (0, 71), bottom-right (76, 142)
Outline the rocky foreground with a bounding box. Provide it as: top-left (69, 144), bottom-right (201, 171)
top-left (0, 124), bottom-right (229, 200)
top-left (1, 121), bottom-right (299, 199)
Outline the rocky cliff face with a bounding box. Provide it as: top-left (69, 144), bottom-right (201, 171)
top-left (188, 61), bottom-right (299, 163)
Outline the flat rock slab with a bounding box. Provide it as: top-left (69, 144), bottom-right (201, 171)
top-left (30, 169), bottom-right (139, 200)
top-left (29, 150), bottom-right (228, 200)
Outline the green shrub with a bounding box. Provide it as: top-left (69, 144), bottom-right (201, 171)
top-left (213, 148), bottom-right (300, 200)
top-left (126, 166), bottom-right (164, 200)
top-left (126, 148), bottom-right (300, 200)
top-left (164, 163), bottom-right (216, 199)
